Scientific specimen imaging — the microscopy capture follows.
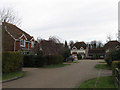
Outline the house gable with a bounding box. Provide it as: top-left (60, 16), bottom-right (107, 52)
top-left (19, 34), bottom-right (28, 40)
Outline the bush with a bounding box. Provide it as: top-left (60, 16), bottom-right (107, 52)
top-left (112, 61), bottom-right (120, 77)
top-left (105, 49), bottom-right (120, 66)
top-left (77, 54), bottom-right (82, 60)
top-left (2, 52), bottom-right (23, 74)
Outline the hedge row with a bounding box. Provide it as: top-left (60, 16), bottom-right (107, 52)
top-left (2, 52), bottom-right (23, 74)
top-left (23, 55), bottom-right (63, 67)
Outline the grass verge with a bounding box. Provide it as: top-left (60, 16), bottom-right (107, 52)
top-left (43, 63), bottom-right (70, 68)
top-left (2, 71), bottom-right (24, 80)
top-left (79, 76), bottom-right (115, 88)
top-left (95, 64), bottom-right (111, 70)
top-left (99, 61), bottom-right (106, 63)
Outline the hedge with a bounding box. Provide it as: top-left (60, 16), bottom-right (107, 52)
top-left (2, 52), bottom-right (23, 74)
top-left (23, 55), bottom-right (63, 67)
top-left (45, 55), bottom-right (63, 65)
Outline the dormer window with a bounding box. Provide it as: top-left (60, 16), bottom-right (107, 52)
top-left (80, 47), bottom-right (84, 50)
top-left (20, 39), bottom-right (25, 47)
top-left (31, 41), bottom-right (34, 48)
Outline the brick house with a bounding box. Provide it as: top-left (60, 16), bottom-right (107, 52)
top-left (2, 22), bottom-right (38, 54)
top-left (71, 42), bottom-right (88, 59)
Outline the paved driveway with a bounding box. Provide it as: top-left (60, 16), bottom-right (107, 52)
top-left (2, 60), bottom-right (112, 88)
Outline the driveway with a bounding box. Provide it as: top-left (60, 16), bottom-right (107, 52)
top-left (2, 60), bottom-right (112, 88)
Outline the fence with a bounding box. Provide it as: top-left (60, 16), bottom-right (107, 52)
top-left (114, 68), bottom-right (120, 90)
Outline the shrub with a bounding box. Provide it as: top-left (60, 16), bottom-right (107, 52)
top-left (105, 49), bottom-right (120, 66)
top-left (77, 54), bottom-right (82, 60)
top-left (2, 52), bottom-right (23, 74)
top-left (112, 61), bottom-right (120, 77)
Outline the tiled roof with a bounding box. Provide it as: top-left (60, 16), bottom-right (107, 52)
top-left (104, 40), bottom-right (120, 50)
top-left (88, 48), bottom-right (105, 54)
top-left (72, 42), bottom-right (87, 49)
top-left (2, 22), bottom-right (33, 40)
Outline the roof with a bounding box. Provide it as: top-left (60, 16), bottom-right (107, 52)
top-left (2, 22), bottom-right (33, 40)
top-left (104, 40), bottom-right (120, 50)
top-left (72, 42), bottom-right (87, 49)
top-left (88, 48), bottom-right (105, 54)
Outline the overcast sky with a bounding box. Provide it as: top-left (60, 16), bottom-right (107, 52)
top-left (0, 0), bottom-right (119, 43)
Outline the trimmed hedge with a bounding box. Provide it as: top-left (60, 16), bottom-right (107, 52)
top-left (2, 52), bottom-right (23, 74)
top-left (23, 55), bottom-right (63, 67)
top-left (45, 55), bottom-right (63, 65)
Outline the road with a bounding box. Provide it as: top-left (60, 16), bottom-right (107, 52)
top-left (2, 60), bottom-right (112, 88)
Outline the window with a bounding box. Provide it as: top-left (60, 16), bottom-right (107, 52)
top-left (31, 41), bottom-right (34, 48)
top-left (20, 39), bottom-right (25, 47)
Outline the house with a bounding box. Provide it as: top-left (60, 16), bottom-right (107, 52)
top-left (2, 22), bottom-right (38, 54)
top-left (71, 42), bottom-right (88, 59)
top-left (104, 40), bottom-right (120, 53)
top-left (87, 48), bottom-right (105, 59)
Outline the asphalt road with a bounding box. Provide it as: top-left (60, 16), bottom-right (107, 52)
top-left (2, 60), bottom-right (112, 88)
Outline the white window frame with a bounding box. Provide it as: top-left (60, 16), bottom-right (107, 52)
top-left (20, 39), bottom-right (26, 47)
top-left (31, 41), bottom-right (34, 48)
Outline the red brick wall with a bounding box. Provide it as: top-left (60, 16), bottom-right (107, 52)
top-left (16, 41), bottom-right (20, 51)
top-left (2, 29), bottom-right (15, 51)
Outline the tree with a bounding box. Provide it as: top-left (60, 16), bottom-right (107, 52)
top-left (97, 41), bottom-right (103, 48)
top-left (49, 36), bottom-right (61, 43)
top-left (65, 40), bottom-right (68, 48)
top-left (106, 33), bottom-right (113, 42)
top-left (69, 40), bottom-right (74, 49)
top-left (0, 8), bottom-right (21, 26)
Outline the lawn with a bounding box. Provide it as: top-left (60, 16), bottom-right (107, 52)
top-left (43, 63), bottom-right (70, 68)
top-left (78, 76), bottom-right (116, 88)
top-left (99, 61), bottom-right (106, 63)
top-left (95, 64), bottom-right (111, 70)
top-left (2, 71), bottom-right (24, 80)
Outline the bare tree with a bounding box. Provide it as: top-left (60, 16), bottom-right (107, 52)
top-left (106, 33), bottom-right (113, 42)
top-left (69, 40), bottom-right (74, 48)
top-left (0, 8), bottom-right (21, 26)
top-left (49, 36), bottom-right (61, 43)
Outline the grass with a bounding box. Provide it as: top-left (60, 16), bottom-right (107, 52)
top-left (2, 71), bottom-right (24, 80)
top-left (95, 64), bottom-right (111, 70)
top-left (79, 76), bottom-right (115, 88)
top-left (43, 63), bottom-right (70, 68)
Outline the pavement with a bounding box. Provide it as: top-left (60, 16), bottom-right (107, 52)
top-left (2, 60), bottom-right (112, 88)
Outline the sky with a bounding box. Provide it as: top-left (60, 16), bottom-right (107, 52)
top-left (0, 0), bottom-right (119, 43)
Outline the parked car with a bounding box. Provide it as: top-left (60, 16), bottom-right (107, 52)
top-left (66, 55), bottom-right (75, 62)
